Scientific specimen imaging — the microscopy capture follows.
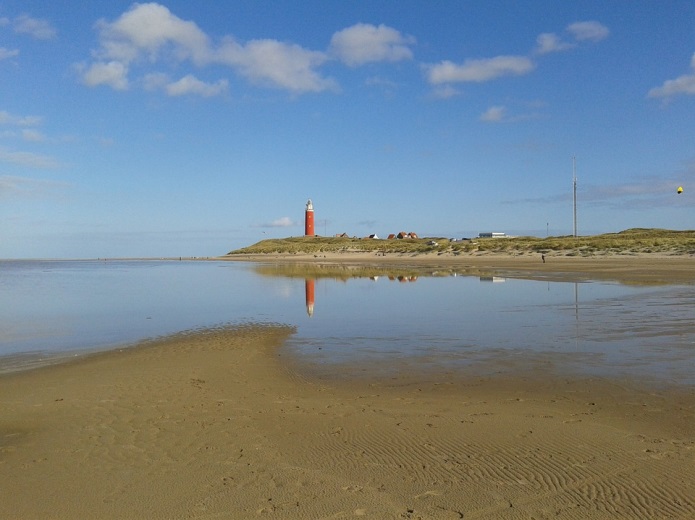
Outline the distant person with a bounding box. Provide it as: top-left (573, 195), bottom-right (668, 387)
top-left (541, 254), bottom-right (545, 263)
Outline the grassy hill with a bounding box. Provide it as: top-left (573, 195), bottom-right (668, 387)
top-left (228, 228), bottom-right (695, 257)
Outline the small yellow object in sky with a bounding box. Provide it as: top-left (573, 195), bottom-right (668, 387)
top-left (677, 186), bottom-right (683, 194)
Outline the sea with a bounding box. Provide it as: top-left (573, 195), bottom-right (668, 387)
top-left (1, 259), bottom-right (694, 385)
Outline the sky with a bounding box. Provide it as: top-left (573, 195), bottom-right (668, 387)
top-left (1, 1), bottom-right (694, 259)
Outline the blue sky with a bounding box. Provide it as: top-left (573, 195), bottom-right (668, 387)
top-left (1, 1), bottom-right (694, 258)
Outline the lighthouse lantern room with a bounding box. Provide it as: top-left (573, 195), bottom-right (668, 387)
top-left (305, 199), bottom-right (315, 236)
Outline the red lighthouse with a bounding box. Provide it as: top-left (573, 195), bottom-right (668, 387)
top-left (305, 199), bottom-right (315, 236)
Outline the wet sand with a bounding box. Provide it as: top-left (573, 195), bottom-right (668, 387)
top-left (1, 255), bottom-right (694, 519)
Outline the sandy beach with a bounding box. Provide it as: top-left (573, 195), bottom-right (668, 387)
top-left (1, 255), bottom-right (694, 519)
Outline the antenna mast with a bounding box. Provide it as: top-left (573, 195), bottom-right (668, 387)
top-left (572, 156), bottom-right (577, 238)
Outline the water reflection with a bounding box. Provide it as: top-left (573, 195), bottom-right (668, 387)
top-left (1, 260), bottom-right (693, 385)
top-left (252, 262), bottom-right (695, 386)
top-left (305, 279), bottom-right (314, 317)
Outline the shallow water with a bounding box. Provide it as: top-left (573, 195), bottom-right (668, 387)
top-left (1, 260), bottom-right (693, 384)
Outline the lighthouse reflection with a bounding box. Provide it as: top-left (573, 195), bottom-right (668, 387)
top-left (303, 274), bottom-right (420, 316)
top-left (253, 263), bottom-right (511, 318)
top-left (253, 262), bottom-right (568, 318)
top-left (248, 261), bottom-right (695, 386)
top-left (305, 278), bottom-right (315, 317)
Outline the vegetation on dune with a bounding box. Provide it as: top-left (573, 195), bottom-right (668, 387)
top-left (228, 236), bottom-right (444, 255)
top-left (227, 229), bottom-right (695, 257)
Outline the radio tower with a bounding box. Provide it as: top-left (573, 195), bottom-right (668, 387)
top-left (573, 156), bottom-right (577, 238)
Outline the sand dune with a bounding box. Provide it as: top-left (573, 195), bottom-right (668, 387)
top-left (2, 321), bottom-right (694, 519)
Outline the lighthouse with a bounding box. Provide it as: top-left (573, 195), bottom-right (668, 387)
top-left (305, 199), bottom-right (315, 236)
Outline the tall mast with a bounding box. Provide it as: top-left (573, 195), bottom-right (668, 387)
top-left (572, 156), bottom-right (577, 238)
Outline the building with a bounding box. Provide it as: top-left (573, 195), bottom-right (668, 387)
top-left (305, 199), bottom-right (315, 236)
top-left (389, 231), bottom-right (418, 239)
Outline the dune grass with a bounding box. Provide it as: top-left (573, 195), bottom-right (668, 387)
top-left (227, 228), bottom-right (695, 257)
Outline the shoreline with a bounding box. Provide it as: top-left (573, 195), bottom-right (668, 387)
top-left (2, 324), bottom-right (694, 518)
top-left (2, 256), bottom-right (694, 518)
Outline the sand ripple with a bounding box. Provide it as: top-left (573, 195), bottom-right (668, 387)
top-left (1, 325), bottom-right (694, 519)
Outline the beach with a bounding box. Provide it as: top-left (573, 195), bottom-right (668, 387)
top-left (1, 255), bottom-right (694, 519)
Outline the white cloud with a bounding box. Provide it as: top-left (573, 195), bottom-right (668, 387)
top-left (0, 148), bottom-right (60, 169)
top-left (0, 47), bottom-right (20, 60)
top-left (535, 21), bottom-right (608, 55)
top-left (216, 38), bottom-right (335, 93)
top-left (143, 72), bottom-right (170, 91)
top-left (426, 55), bottom-right (534, 84)
top-left (431, 85), bottom-right (461, 99)
top-left (0, 174), bottom-right (66, 200)
top-left (0, 110), bottom-right (42, 127)
top-left (329, 23), bottom-right (415, 67)
top-left (648, 53), bottom-right (695, 99)
top-left (94, 3), bottom-right (211, 65)
top-left (13, 14), bottom-right (57, 40)
top-left (21, 129), bottom-right (44, 142)
top-left (165, 74), bottom-right (228, 97)
top-left (81, 2), bottom-right (336, 95)
top-left (480, 105), bottom-right (506, 122)
top-left (566, 21), bottom-right (609, 42)
top-left (264, 217), bottom-right (294, 228)
top-left (479, 104), bottom-right (544, 123)
top-left (81, 61), bottom-right (129, 90)
top-left (535, 33), bottom-right (574, 55)
top-left (425, 20), bottom-right (608, 96)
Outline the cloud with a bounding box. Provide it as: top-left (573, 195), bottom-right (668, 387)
top-left (0, 110), bottom-right (42, 127)
top-left (80, 2), bottom-right (336, 94)
top-left (431, 85), bottom-right (461, 99)
top-left (480, 105), bottom-right (506, 122)
top-left (426, 20), bottom-right (608, 95)
top-left (143, 72), bottom-right (169, 91)
top-left (216, 38), bottom-right (335, 93)
top-left (165, 74), bottom-right (228, 97)
top-left (0, 148), bottom-right (60, 169)
top-left (94, 3), bottom-right (211, 65)
top-left (0, 174), bottom-right (66, 199)
top-left (12, 14), bottom-right (57, 40)
top-left (480, 103), bottom-right (544, 123)
top-left (21, 129), bottom-right (44, 142)
top-left (534, 33), bottom-right (574, 55)
top-left (0, 47), bottom-right (20, 60)
top-left (0, 175), bottom-right (68, 202)
top-left (262, 217), bottom-right (295, 228)
top-left (566, 21), bottom-right (610, 42)
top-left (80, 60), bottom-right (129, 90)
top-left (534, 21), bottom-right (609, 55)
top-left (329, 23), bottom-right (415, 67)
top-left (426, 55), bottom-right (534, 84)
top-left (648, 53), bottom-right (695, 99)
top-left (508, 176), bottom-right (682, 208)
